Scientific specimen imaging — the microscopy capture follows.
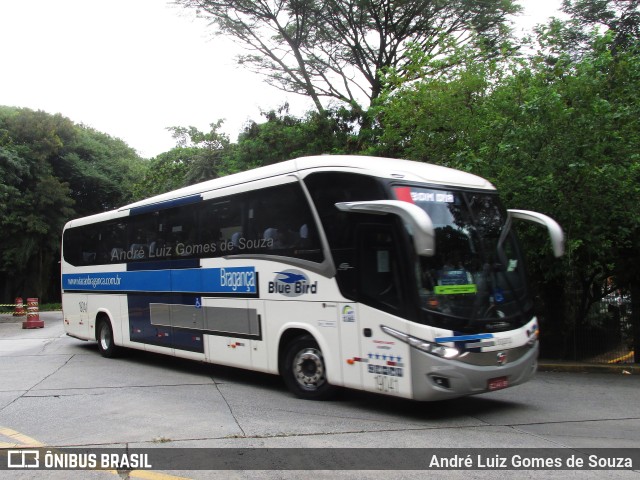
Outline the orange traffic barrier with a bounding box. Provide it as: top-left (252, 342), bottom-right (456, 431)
top-left (13, 297), bottom-right (26, 316)
top-left (22, 297), bottom-right (44, 329)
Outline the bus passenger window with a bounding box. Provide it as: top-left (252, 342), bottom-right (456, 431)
top-left (130, 230), bottom-right (149, 259)
top-left (246, 183), bottom-right (323, 262)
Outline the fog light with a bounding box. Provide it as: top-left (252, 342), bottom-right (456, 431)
top-left (430, 375), bottom-right (451, 389)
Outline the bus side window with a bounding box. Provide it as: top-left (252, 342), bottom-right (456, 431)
top-left (63, 227), bottom-right (84, 266)
top-left (247, 183), bottom-right (323, 262)
top-left (106, 221), bottom-right (127, 264)
top-left (201, 198), bottom-right (243, 255)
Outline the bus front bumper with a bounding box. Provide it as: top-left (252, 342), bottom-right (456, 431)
top-left (410, 341), bottom-right (539, 401)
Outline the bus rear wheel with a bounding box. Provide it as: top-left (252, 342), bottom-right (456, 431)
top-left (96, 318), bottom-right (120, 358)
top-left (282, 336), bottom-right (336, 400)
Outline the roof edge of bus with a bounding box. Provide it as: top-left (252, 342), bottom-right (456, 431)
top-left (118, 155), bottom-right (494, 213)
top-left (293, 155), bottom-right (494, 190)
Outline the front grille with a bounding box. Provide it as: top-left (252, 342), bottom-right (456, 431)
top-left (455, 344), bottom-right (533, 366)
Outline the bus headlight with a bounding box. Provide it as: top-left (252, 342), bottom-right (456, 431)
top-left (381, 325), bottom-right (459, 359)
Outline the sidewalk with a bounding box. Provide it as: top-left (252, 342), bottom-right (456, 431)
top-left (538, 360), bottom-right (638, 374)
top-left (0, 312), bottom-right (39, 323)
top-left (0, 313), bottom-right (28, 323)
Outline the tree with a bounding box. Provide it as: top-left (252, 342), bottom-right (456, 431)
top-left (167, 121), bottom-right (232, 184)
top-left (130, 106), bottom-right (360, 200)
top-left (131, 122), bottom-right (235, 200)
top-left (230, 104), bottom-right (358, 168)
top-left (56, 126), bottom-right (145, 214)
top-left (561, 0), bottom-right (640, 52)
top-left (0, 107), bottom-right (145, 302)
top-left (372, 30), bottom-right (640, 360)
top-left (368, 45), bottom-right (498, 163)
top-left (533, 0), bottom-right (640, 60)
top-left (129, 147), bottom-right (194, 200)
top-left (176, 0), bottom-right (521, 112)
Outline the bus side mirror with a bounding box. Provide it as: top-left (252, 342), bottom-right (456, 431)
top-left (508, 209), bottom-right (565, 257)
top-left (335, 200), bottom-right (436, 256)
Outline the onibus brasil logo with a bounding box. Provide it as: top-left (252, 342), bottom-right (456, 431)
top-left (268, 269), bottom-right (318, 297)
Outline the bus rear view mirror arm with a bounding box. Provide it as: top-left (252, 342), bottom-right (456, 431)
top-left (508, 209), bottom-right (565, 258)
top-left (335, 200), bottom-right (436, 256)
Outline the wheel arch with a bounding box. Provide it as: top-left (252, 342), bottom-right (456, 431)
top-left (93, 310), bottom-right (113, 341)
top-left (277, 327), bottom-right (312, 375)
top-left (278, 328), bottom-right (338, 400)
top-left (276, 324), bottom-right (340, 384)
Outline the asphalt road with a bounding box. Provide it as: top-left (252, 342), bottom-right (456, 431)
top-left (1, 312), bottom-right (639, 479)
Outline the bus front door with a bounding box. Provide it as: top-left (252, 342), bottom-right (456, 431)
top-left (354, 222), bottom-right (413, 398)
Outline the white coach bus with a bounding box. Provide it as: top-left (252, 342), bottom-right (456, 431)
top-left (61, 155), bottom-right (563, 401)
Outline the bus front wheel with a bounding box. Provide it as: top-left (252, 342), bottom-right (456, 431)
top-left (282, 336), bottom-right (336, 400)
top-left (96, 318), bottom-right (120, 358)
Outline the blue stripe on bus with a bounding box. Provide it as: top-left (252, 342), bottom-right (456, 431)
top-left (434, 333), bottom-right (494, 343)
top-left (62, 266), bottom-right (257, 295)
top-left (129, 194), bottom-right (202, 216)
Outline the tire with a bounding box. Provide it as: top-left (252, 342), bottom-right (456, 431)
top-left (97, 318), bottom-right (120, 358)
top-left (282, 335), bottom-right (336, 400)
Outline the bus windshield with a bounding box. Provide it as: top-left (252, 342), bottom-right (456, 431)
top-left (394, 186), bottom-right (531, 332)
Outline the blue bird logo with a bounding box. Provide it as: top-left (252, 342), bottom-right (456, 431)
top-left (275, 271), bottom-right (307, 284)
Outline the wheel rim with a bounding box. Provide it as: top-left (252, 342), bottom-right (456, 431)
top-left (293, 347), bottom-right (326, 391)
top-left (99, 324), bottom-right (111, 351)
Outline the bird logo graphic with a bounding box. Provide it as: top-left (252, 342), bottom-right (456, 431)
top-left (274, 271), bottom-right (307, 284)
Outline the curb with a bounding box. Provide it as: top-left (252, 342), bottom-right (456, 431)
top-left (538, 362), bottom-right (638, 374)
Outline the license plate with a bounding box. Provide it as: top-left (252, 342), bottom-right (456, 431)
top-left (487, 376), bottom-right (509, 391)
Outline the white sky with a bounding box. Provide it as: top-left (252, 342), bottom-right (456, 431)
top-left (0, 0), bottom-right (563, 158)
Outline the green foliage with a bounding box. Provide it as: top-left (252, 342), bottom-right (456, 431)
top-left (130, 122), bottom-right (234, 200)
top-left (372, 26), bottom-right (640, 357)
top-left (167, 121), bottom-right (232, 185)
top-left (130, 147), bottom-right (194, 199)
top-left (0, 107), bottom-right (145, 301)
top-left (369, 45), bottom-right (499, 164)
top-left (129, 106), bottom-right (360, 201)
top-left (230, 106), bottom-right (359, 168)
top-left (560, 0), bottom-right (640, 54)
